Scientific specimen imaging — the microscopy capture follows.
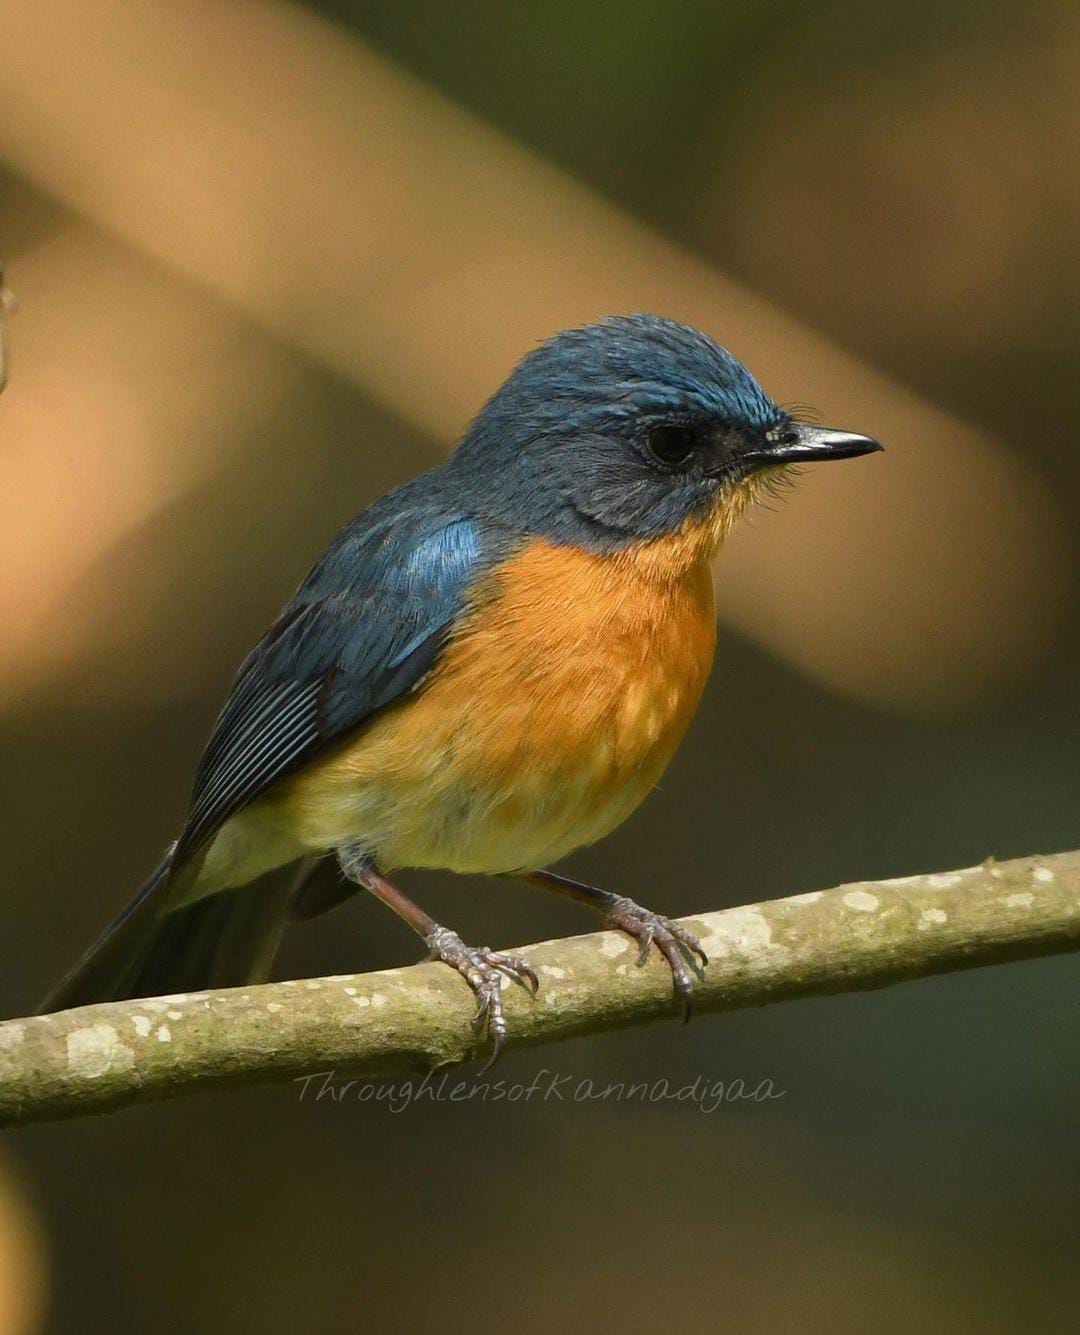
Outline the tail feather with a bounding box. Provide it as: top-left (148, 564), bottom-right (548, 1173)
top-left (127, 870), bottom-right (300, 1000)
top-left (40, 853), bottom-right (175, 1012)
top-left (40, 854), bottom-right (306, 1014)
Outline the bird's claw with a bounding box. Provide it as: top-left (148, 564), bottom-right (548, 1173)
top-left (425, 926), bottom-right (538, 1069)
top-left (601, 896), bottom-right (708, 1023)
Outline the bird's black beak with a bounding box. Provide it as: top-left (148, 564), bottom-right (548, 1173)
top-left (757, 423), bottom-right (883, 466)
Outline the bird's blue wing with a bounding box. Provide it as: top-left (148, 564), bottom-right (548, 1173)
top-left (174, 512), bottom-right (486, 864)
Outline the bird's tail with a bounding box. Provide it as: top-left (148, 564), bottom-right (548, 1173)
top-left (39, 851), bottom-right (299, 1014)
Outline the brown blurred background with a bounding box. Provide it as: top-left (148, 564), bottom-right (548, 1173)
top-left (1, 1), bottom-right (1079, 1331)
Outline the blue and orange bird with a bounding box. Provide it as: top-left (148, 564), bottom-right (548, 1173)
top-left (45, 315), bottom-right (881, 1057)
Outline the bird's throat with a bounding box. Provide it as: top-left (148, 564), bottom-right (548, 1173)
top-left (629, 473), bottom-right (770, 581)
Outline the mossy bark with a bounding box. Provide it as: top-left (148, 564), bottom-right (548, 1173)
top-left (2, 851), bottom-right (1077, 1127)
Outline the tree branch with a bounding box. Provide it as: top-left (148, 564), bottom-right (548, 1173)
top-left (3, 850), bottom-right (1078, 1127)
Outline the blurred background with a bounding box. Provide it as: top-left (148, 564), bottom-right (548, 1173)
top-left (1, 0), bottom-right (1078, 1330)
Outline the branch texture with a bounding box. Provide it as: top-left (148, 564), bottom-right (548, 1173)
top-left (3, 851), bottom-right (1078, 1127)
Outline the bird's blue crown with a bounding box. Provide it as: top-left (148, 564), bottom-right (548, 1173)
top-left (502, 313), bottom-right (778, 432)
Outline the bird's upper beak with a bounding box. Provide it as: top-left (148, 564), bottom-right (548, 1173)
top-left (757, 423), bottom-right (884, 466)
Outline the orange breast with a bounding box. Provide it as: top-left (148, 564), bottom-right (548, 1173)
top-left (435, 535), bottom-right (717, 790)
top-left (278, 527), bottom-right (719, 872)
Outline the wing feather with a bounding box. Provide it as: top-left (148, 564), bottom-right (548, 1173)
top-left (173, 511), bottom-right (489, 865)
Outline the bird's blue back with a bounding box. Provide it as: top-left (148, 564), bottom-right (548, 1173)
top-left (177, 469), bottom-right (506, 863)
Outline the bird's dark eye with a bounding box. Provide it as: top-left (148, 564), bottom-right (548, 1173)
top-left (644, 423), bottom-right (698, 468)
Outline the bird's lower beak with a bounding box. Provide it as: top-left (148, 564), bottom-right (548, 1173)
top-left (758, 423), bottom-right (884, 465)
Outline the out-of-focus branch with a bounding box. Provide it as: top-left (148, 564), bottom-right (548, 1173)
top-left (0, 263), bottom-right (14, 394)
top-left (0, 0), bottom-right (1070, 708)
top-left (1, 851), bottom-right (1077, 1127)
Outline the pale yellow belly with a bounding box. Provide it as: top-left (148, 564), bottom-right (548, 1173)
top-left (287, 688), bottom-right (687, 875)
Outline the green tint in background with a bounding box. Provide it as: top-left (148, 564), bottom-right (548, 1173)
top-left (1, 0), bottom-right (1078, 1331)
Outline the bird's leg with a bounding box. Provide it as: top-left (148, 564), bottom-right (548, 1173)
top-left (338, 844), bottom-right (537, 1068)
top-left (510, 869), bottom-right (708, 1021)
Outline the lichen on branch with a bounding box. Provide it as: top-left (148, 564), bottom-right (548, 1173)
top-left (2, 851), bottom-right (1077, 1127)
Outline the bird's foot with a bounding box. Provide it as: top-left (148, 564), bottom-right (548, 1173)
top-left (600, 896), bottom-right (708, 1022)
top-left (424, 926), bottom-right (539, 1070)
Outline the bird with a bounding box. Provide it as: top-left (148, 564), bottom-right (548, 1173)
top-left (43, 313), bottom-right (881, 1059)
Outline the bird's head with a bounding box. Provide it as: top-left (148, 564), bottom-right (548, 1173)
top-left (451, 314), bottom-right (881, 559)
